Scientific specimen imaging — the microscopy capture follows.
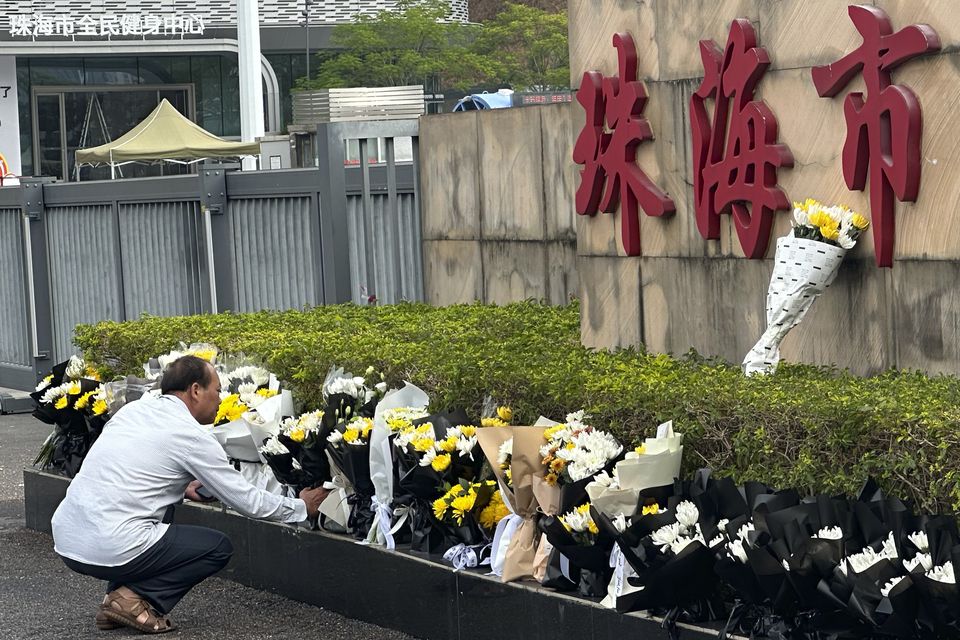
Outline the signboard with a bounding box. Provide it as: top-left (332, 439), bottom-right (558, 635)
top-left (8, 14), bottom-right (206, 38)
top-left (0, 57), bottom-right (20, 185)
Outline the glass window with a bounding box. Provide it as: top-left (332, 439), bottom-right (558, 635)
top-left (17, 60), bottom-right (32, 176)
top-left (221, 54), bottom-right (240, 138)
top-left (191, 55), bottom-right (223, 136)
top-left (138, 56), bottom-right (192, 85)
top-left (83, 57), bottom-right (139, 85)
top-left (30, 58), bottom-right (83, 85)
top-left (35, 94), bottom-right (63, 179)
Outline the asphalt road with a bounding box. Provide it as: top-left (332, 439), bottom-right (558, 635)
top-left (0, 412), bottom-right (417, 640)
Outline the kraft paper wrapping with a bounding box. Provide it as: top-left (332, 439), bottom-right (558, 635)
top-left (477, 425), bottom-right (546, 582)
top-left (743, 236), bottom-right (845, 375)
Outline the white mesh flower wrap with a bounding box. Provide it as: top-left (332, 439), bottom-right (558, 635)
top-left (742, 236), bottom-right (846, 375)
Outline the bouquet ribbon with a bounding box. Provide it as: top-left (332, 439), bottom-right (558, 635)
top-left (559, 552), bottom-right (574, 582)
top-left (490, 510), bottom-right (524, 577)
top-left (363, 495), bottom-right (399, 550)
top-left (443, 543), bottom-right (484, 571)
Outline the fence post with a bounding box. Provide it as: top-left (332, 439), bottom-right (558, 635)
top-left (199, 164), bottom-right (237, 313)
top-left (315, 123), bottom-right (353, 304)
top-left (20, 178), bottom-right (55, 377)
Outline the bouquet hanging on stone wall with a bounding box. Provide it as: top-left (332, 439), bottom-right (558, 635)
top-left (742, 199), bottom-right (870, 375)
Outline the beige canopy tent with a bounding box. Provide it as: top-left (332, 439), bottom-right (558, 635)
top-left (75, 99), bottom-right (261, 178)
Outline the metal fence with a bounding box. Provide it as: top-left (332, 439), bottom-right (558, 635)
top-left (0, 118), bottom-right (423, 390)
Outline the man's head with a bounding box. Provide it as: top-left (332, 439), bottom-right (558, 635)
top-left (160, 355), bottom-right (221, 425)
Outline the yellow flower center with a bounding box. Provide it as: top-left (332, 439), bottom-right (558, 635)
top-left (431, 453), bottom-right (452, 472)
top-left (55, 396), bottom-right (69, 409)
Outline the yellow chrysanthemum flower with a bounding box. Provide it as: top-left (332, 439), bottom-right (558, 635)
top-left (191, 349), bottom-right (218, 362)
top-left (635, 444), bottom-right (646, 455)
top-left (343, 428), bottom-right (361, 444)
top-left (480, 417), bottom-right (508, 428)
top-left (215, 394), bottom-right (247, 425)
top-left (496, 406), bottom-right (513, 422)
top-left (412, 436), bottom-right (435, 453)
top-left (439, 437), bottom-right (457, 453)
top-left (67, 382), bottom-right (81, 395)
top-left (641, 503), bottom-right (660, 516)
top-left (820, 225), bottom-right (840, 241)
top-left (433, 497), bottom-right (448, 519)
top-left (550, 458), bottom-right (566, 473)
top-left (431, 453), bottom-right (452, 473)
top-left (74, 390), bottom-right (96, 410)
top-left (387, 417), bottom-right (414, 433)
top-left (55, 396), bottom-right (69, 410)
top-left (92, 399), bottom-right (108, 416)
top-left (543, 424), bottom-right (565, 440)
top-left (851, 213), bottom-right (870, 230)
top-left (451, 494), bottom-right (475, 523)
top-left (41, 374), bottom-right (53, 386)
top-left (588, 520), bottom-right (599, 535)
top-left (415, 423), bottom-right (434, 436)
top-left (545, 472), bottom-right (559, 486)
top-left (84, 366), bottom-right (101, 381)
top-left (357, 418), bottom-right (374, 439)
top-left (459, 425), bottom-right (476, 438)
top-left (256, 388), bottom-right (278, 398)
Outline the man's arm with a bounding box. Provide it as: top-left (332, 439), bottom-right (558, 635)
top-left (181, 431), bottom-right (326, 523)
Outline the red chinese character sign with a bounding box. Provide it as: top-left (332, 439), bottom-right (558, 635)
top-left (690, 20), bottom-right (794, 259)
top-left (573, 33), bottom-right (675, 256)
top-left (812, 5), bottom-right (940, 268)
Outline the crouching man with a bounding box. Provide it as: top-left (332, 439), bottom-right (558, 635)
top-left (51, 355), bottom-right (327, 634)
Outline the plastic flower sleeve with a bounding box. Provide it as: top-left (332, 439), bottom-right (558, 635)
top-left (742, 236), bottom-right (846, 375)
top-left (366, 382), bottom-right (429, 548)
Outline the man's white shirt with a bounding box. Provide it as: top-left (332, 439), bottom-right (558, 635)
top-left (52, 393), bottom-right (306, 566)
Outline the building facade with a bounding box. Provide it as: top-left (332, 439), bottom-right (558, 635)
top-left (0, 0), bottom-right (468, 181)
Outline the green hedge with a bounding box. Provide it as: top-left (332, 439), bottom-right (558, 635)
top-left (74, 301), bottom-right (960, 513)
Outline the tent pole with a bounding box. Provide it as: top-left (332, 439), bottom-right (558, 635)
top-left (110, 163), bottom-right (116, 180)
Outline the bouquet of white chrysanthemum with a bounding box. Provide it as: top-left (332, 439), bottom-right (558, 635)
top-left (31, 356), bottom-right (108, 477)
top-left (537, 503), bottom-right (615, 597)
top-left (322, 365), bottom-right (388, 429)
top-left (257, 409), bottom-right (328, 491)
top-left (537, 411), bottom-right (623, 514)
top-left (321, 416), bottom-right (376, 537)
top-left (743, 199), bottom-right (870, 376)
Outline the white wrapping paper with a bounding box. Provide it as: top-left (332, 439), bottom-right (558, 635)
top-left (743, 236), bottom-right (846, 375)
top-left (365, 382), bottom-right (429, 548)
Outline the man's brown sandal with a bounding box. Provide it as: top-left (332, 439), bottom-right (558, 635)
top-left (95, 608), bottom-right (122, 630)
top-left (101, 587), bottom-right (177, 634)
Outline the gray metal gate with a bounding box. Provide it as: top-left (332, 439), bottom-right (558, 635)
top-left (0, 123), bottom-right (424, 391)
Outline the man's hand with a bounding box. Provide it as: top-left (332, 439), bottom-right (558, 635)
top-left (299, 486), bottom-right (331, 520)
top-left (184, 480), bottom-right (214, 502)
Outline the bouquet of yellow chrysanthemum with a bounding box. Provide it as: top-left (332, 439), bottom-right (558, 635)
top-left (743, 199), bottom-right (869, 375)
top-left (31, 356), bottom-right (108, 477)
top-left (143, 342), bottom-right (219, 380)
top-left (325, 416), bottom-right (377, 538)
top-left (433, 480), bottom-right (501, 569)
top-left (538, 502), bottom-right (615, 596)
top-left (258, 410), bottom-right (326, 490)
top-left (392, 408), bottom-right (486, 553)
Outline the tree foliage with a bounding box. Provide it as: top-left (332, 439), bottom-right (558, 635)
top-left (297, 1), bottom-right (569, 92)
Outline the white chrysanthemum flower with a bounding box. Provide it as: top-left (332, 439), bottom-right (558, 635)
top-left (419, 448), bottom-right (438, 468)
top-left (227, 366), bottom-right (271, 388)
top-left (65, 355), bottom-right (86, 380)
top-left (591, 470), bottom-right (618, 489)
top-left (881, 575), bottom-right (906, 598)
top-left (793, 205), bottom-right (809, 227)
top-left (927, 562), bottom-right (955, 584)
top-left (326, 430), bottom-right (344, 444)
top-left (842, 546), bottom-right (892, 575)
top-left (40, 381), bottom-right (73, 405)
top-left (814, 526), bottom-right (843, 540)
top-left (237, 382), bottom-right (258, 396)
top-left (498, 438), bottom-right (513, 466)
top-left (675, 501), bottom-right (699, 530)
top-left (908, 531), bottom-right (929, 553)
top-left (651, 523), bottom-right (681, 551)
top-left (297, 411), bottom-right (323, 432)
top-left (737, 522), bottom-right (755, 544)
top-left (612, 513), bottom-right (628, 533)
top-left (565, 410), bottom-right (588, 427)
top-left (325, 376), bottom-right (360, 398)
top-left (727, 539), bottom-right (748, 564)
top-left (670, 536), bottom-right (700, 555)
top-left (456, 436), bottom-right (478, 459)
top-left (838, 232), bottom-right (856, 250)
top-left (881, 532), bottom-right (899, 560)
top-left (904, 553), bottom-right (933, 573)
top-left (375, 381), bottom-right (388, 394)
top-left (259, 436), bottom-right (290, 456)
top-left (709, 532), bottom-right (727, 548)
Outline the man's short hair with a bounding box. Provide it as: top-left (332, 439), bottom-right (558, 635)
top-left (160, 356), bottom-right (216, 394)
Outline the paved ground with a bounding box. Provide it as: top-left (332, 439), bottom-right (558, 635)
top-left (0, 412), bottom-right (417, 640)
